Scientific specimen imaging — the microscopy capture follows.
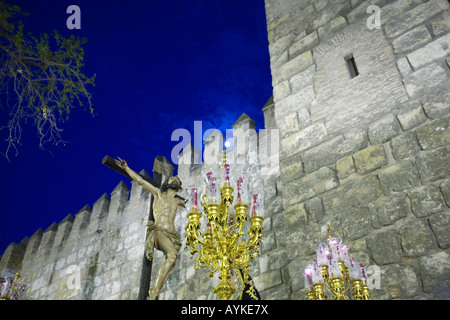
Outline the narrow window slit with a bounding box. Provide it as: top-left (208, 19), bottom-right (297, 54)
top-left (345, 54), bottom-right (359, 79)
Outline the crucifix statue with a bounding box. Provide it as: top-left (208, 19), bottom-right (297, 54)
top-left (102, 155), bottom-right (185, 300)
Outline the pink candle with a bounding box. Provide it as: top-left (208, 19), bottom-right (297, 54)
top-left (237, 177), bottom-right (243, 203)
top-left (224, 164), bottom-right (230, 183)
top-left (359, 264), bottom-right (366, 280)
top-left (306, 271), bottom-right (313, 287)
top-left (252, 194), bottom-right (258, 216)
top-left (192, 188), bottom-right (198, 209)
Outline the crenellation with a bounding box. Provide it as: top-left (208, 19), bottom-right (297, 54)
top-left (0, 242), bottom-right (26, 277)
top-left (72, 204), bottom-right (92, 238)
top-left (23, 228), bottom-right (43, 261)
top-left (37, 222), bottom-right (58, 257)
top-left (153, 155), bottom-right (175, 183)
top-left (52, 214), bottom-right (74, 250)
top-left (110, 181), bottom-right (130, 209)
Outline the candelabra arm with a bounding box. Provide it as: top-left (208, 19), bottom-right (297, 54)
top-left (243, 234), bottom-right (262, 251)
top-left (191, 231), bottom-right (208, 247)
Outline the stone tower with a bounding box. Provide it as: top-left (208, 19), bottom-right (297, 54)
top-left (260, 0), bottom-right (450, 299)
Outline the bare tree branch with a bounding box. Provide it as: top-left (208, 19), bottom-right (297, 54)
top-left (0, 2), bottom-right (96, 161)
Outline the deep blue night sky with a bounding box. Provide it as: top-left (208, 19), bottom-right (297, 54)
top-left (0, 0), bottom-right (272, 253)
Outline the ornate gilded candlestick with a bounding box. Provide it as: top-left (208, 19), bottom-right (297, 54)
top-left (304, 226), bottom-right (370, 300)
top-left (0, 263), bottom-right (28, 300)
top-left (184, 156), bottom-right (264, 300)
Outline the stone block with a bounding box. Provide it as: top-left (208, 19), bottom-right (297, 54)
top-left (340, 206), bottom-right (371, 240)
top-left (261, 232), bottom-right (276, 253)
top-left (347, 0), bottom-right (370, 23)
top-left (314, 0), bottom-right (328, 11)
top-left (390, 132), bottom-right (421, 160)
top-left (268, 33), bottom-right (296, 58)
top-left (276, 223), bottom-right (321, 259)
top-left (311, 0), bottom-right (350, 30)
top-left (284, 202), bottom-right (308, 226)
top-left (397, 105), bottom-right (427, 130)
top-left (430, 11), bottom-right (450, 37)
top-left (266, 11), bottom-right (290, 32)
top-left (399, 218), bottom-right (437, 257)
top-left (281, 122), bottom-right (328, 158)
top-left (253, 270), bottom-right (283, 292)
top-left (415, 116), bottom-right (450, 150)
top-left (261, 284), bottom-right (291, 299)
top-left (273, 80), bottom-right (291, 103)
top-left (392, 25), bottom-right (431, 54)
top-left (397, 57), bottom-right (413, 77)
top-left (278, 112), bottom-right (299, 138)
top-left (275, 85), bottom-right (315, 120)
top-left (289, 32), bottom-right (319, 59)
top-left (282, 167), bottom-right (338, 207)
top-left (404, 63), bottom-right (449, 98)
top-left (384, 0), bottom-right (449, 39)
top-left (288, 257), bottom-right (313, 291)
top-left (323, 175), bottom-right (383, 215)
top-left (280, 50), bottom-right (313, 81)
top-left (306, 197), bottom-right (325, 223)
top-left (408, 185), bottom-right (446, 218)
top-left (416, 146), bottom-right (450, 183)
top-left (265, 195), bottom-right (283, 218)
top-left (371, 194), bottom-right (409, 226)
top-left (289, 65), bottom-right (315, 94)
top-left (274, 6), bottom-right (312, 40)
top-left (259, 250), bottom-right (288, 274)
top-left (297, 108), bottom-right (311, 128)
top-left (366, 229), bottom-right (403, 265)
top-left (353, 145), bottom-right (388, 174)
top-left (303, 130), bottom-right (367, 173)
top-left (317, 16), bottom-right (347, 39)
top-left (440, 179), bottom-right (450, 207)
top-left (336, 155), bottom-right (355, 180)
top-left (378, 160), bottom-right (421, 194)
top-left (419, 251), bottom-right (450, 298)
top-left (368, 114), bottom-right (401, 145)
top-left (429, 212), bottom-right (450, 249)
top-left (280, 153), bottom-right (303, 184)
top-left (407, 33), bottom-right (450, 70)
top-left (379, 0), bottom-right (420, 25)
top-left (376, 264), bottom-right (421, 299)
top-left (422, 92), bottom-right (450, 119)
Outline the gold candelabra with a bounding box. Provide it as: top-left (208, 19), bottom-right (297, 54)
top-left (0, 263), bottom-right (28, 300)
top-left (184, 154), bottom-right (264, 300)
top-left (304, 226), bottom-right (370, 300)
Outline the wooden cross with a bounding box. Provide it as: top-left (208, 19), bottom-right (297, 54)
top-left (102, 155), bottom-right (159, 188)
top-left (102, 155), bottom-right (184, 201)
top-left (102, 155), bottom-right (161, 300)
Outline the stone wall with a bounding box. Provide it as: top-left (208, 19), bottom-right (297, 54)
top-left (263, 0), bottom-right (450, 299)
top-left (0, 156), bottom-right (174, 299)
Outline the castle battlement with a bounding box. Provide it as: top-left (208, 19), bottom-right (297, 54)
top-left (0, 155), bottom-right (174, 299)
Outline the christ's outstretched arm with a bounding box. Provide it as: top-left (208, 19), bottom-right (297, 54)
top-left (115, 158), bottom-right (161, 198)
